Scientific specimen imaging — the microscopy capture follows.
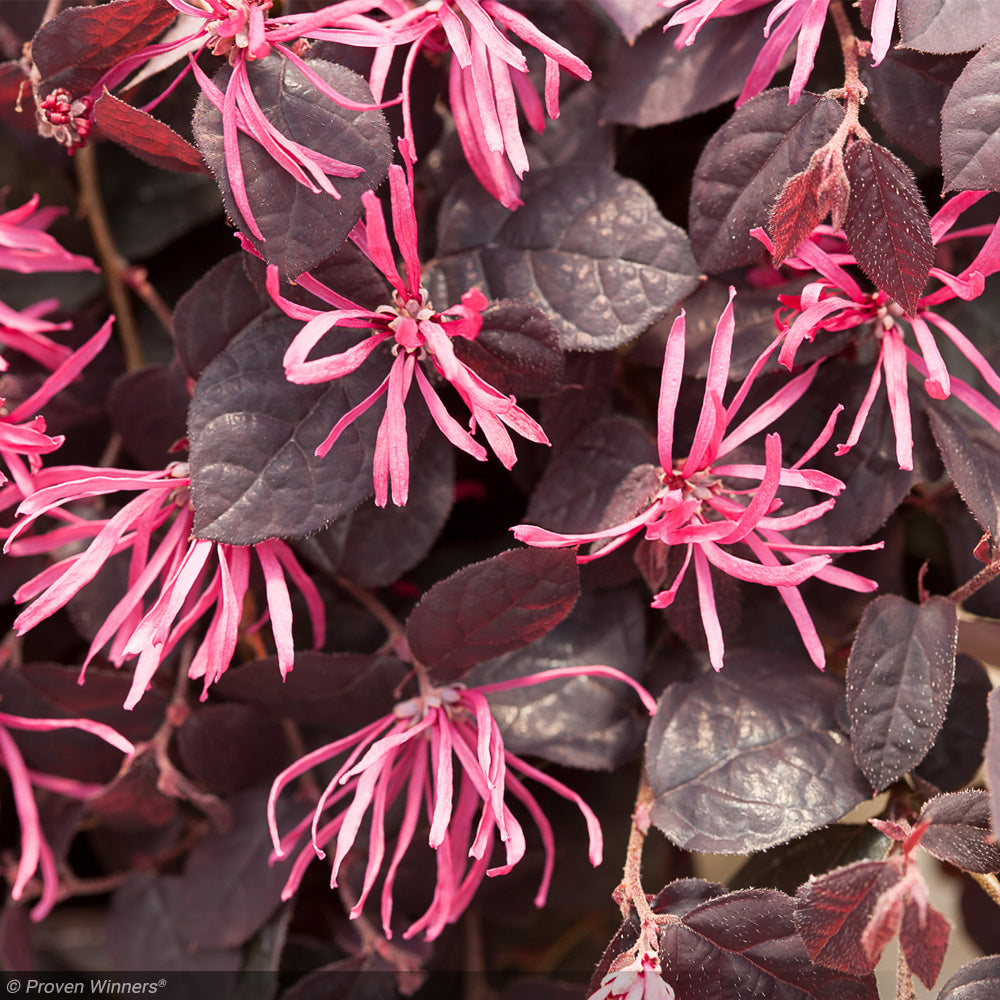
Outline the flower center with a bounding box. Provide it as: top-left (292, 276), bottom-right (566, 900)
top-left (37, 89), bottom-right (92, 153)
top-left (393, 683), bottom-right (462, 723)
top-left (206, 0), bottom-right (273, 62)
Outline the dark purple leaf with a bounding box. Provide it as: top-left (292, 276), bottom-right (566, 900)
top-left (961, 879), bottom-right (1000, 954)
top-left (592, 0), bottom-right (664, 43)
top-left (861, 50), bottom-right (969, 166)
top-left (108, 364), bottom-right (189, 470)
top-left (524, 417), bottom-right (658, 533)
top-left (898, 0), bottom-right (1000, 54)
top-left (655, 882), bottom-right (879, 1000)
top-left (176, 790), bottom-right (298, 950)
top-left (986, 687), bottom-right (1000, 845)
top-left (843, 140), bottom-right (934, 315)
top-left (941, 36), bottom-right (1000, 191)
top-left (0, 662), bottom-right (163, 783)
top-left (427, 164), bottom-right (699, 351)
top-left (193, 54), bottom-right (392, 277)
top-left (845, 594), bottom-right (958, 792)
top-left (646, 651), bottom-right (870, 854)
top-left (929, 402), bottom-right (1000, 550)
top-left (187, 313), bottom-right (401, 543)
top-left (281, 955), bottom-right (403, 1000)
top-left (938, 955), bottom-right (1000, 1000)
top-left (32, 0), bottom-right (176, 96)
top-left (915, 654), bottom-right (993, 791)
top-left (107, 873), bottom-right (242, 975)
top-left (688, 89), bottom-right (844, 270)
top-left (303, 431), bottom-right (453, 588)
top-left (93, 90), bottom-right (207, 174)
top-left (604, 8), bottom-right (790, 127)
top-left (794, 859), bottom-right (903, 975)
top-left (730, 822), bottom-right (891, 894)
top-left (917, 790), bottom-right (1000, 873)
top-left (406, 548), bottom-right (580, 684)
top-left (213, 652), bottom-right (407, 730)
top-left (538, 350), bottom-right (617, 449)
top-left (174, 703), bottom-right (288, 795)
top-left (173, 253), bottom-right (271, 380)
top-left (453, 300), bottom-right (564, 397)
top-left (528, 85), bottom-right (615, 171)
top-left (87, 750), bottom-right (179, 830)
top-left (467, 588), bottom-right (648, 769)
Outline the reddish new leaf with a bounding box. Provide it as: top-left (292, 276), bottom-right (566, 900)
top-left (768, 148), bottom-right (850, 264)
top-left (94, 91), bottom-right (206, 174)
top-left (899, 891), bottom-right (951, 988)
top-left (917, 790), bottom-right (1000, 874)
top-left (898, 0), bottom-right (1000, 54)
top-left (688, 88), bottom-right (844, 270)
top-left (846, 595), bottom-right (957, 792)
top-left (941, 36), bottom-right (1000, 192)
top-left (843, 140), bottom-right (933, 316)
top-left (32, 0), bottom-right (176, 96)
top-left (650, 880), bottom-right (878, 999)
top-left (406, 548), bottom-right (580, 684)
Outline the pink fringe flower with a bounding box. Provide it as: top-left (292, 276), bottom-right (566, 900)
top-left (5, 461), bottom-right (325, 710)
top-left (0, 318), bottom-right (113, 493)
top-left (268, 665), bottom-right (657, 941)
top-left (0, 711), bottom-right (134, 920)
top-left (660, 0), bottom-right (898, 105)
top-left (514, 289), bottom-right (880, 671)
top-left (273, 146), bottom-right (548, 507)
top-left (93, 0), bottom-right (400, 240)
top-left (752, 191), bottom-right (1000, 470)
top-left (0, 195), bottom-right (99, 371)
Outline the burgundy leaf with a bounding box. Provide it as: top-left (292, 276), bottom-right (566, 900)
top-left (187, 313), bottom-right (407, 543)
top-left (406, 548), bottom-right (580, 684)
top-left (929, 403), bottom-right (1000, 554)
top-left (604, 7), bottom-right (788, 127)
top-left (108, 363), bottom-right (189, 470)
top-left (524, 416), bottom-right (658, 534)
top-left (942, 36), bottom-right (1000, 192)
top-left (688, 88), bottom-right (844, 270)
top-left (173, 253), bottom-right (272, 380)
top-left (174, 703), bottom-right (288, 795)
top-left (987, 686), bottom-right (1000, 845)
top-left (107, 873), bottom-right (242, 974)
top-left (653, 881), bottom-right (878, 999)
top-left (917, 790), bottom-right (1000, 874)
top-left (93, 90), bottom-right (206, 174)
top-left (846, 594), bottom-right (958, 792)
top-left (898, 0), bottom-right (1000, 54)
top-left (87, 750), bottom-right (179, 829)
top-left (453, 300), bottom-right (564, 397)
top-left (304, 431), bottom-right (454, 588)
top-left (592, 0), bottom-right (665, 43)
top-left (646, 651), bottom-right (870, 854)
top-left (794, 859), bottom-right (903, 975)
top-left (175, 790), bottom-right (298, 950)
top-left (213, 652), bottom-right (407, 730)
top-left (427, 164), bottom-right (699, 351)
top-left (768, 149), bottom-right (850, 264)
top-left (915, 654), bottom-right (993, 792)
top-left (193, 54), bottom-right (392, 278)
top-left (467, 587), bottom-right (648, 770)
top-left (861, 50), bottom-right (969, 166)
top-left (31, 0), bottom-right (176, 96)
top-left (938, 955), bottom-right (1000, 1000)
top-left (843, 140), bottom-right (934, 316)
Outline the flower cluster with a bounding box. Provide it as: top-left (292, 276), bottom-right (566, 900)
top-left (515, 289), bottom-right (880, 670)
top-left (271, 145), bottom-right (548, 506)
top-left (269, 665), bottom-right (656, 940)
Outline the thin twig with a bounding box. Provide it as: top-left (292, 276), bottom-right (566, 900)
top-left (949, 557), bottom-right (1000, 605)
top-left (75, 144), bottom-right (145, 371)
top-left (971, 872), bottom-right (1000, 910)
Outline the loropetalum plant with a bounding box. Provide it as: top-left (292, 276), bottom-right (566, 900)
top-left (0, 0), bottom-right (999, 997)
